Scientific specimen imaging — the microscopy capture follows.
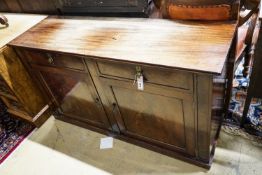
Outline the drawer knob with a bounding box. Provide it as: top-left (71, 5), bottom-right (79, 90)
top-left (47, 54), bottom-right (54, 64)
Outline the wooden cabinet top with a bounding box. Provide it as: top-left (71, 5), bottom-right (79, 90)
top-left (0, 13), bottom-right (47, 49)
top-left (9, 16), bottom-right (237, 74)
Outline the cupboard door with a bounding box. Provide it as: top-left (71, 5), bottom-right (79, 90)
top-left (32, 65), bottom-right (111, 130)
top-left (99, 77), bottom-right (195, 155)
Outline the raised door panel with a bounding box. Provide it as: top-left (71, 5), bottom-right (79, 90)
top-left (32, 65), bottom-right (111, 130)
top-left (99, 77), bottom-right (195, 155)
top-left (114, 87), bottom-right (186, 148)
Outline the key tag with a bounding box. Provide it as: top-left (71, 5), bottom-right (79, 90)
top-left (137, 75), bottom-right (144, 91)
top-left (135, 66), bottom-right (144, 91)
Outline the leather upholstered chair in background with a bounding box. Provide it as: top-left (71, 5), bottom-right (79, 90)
top-left (149, 0), bottom-right (261, 128)
top-left (154, 0), bottom-right (239, 20)
top-left (150, 0), bottom-right (260, 77)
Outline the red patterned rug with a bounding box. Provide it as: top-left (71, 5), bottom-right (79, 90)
top-left (0, 100), bottom-right (34, 164)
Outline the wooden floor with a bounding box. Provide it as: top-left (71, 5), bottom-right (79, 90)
top-left (0, 116), bottom-right (261, 175)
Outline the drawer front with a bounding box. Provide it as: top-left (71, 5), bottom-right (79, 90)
top-left (21, 49), bottom-right (86, 71)
top-left (95, 60), bottom-right (193, 90)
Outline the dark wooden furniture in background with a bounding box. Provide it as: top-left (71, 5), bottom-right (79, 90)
top-left (242, 10), bottom-right (262, 127)
top-left (10, 16), bottom-right (237, 168)
top-left (55, 0), bottom-right (150, 16)
top-left (17, 0), bottom-right (57, 14)
top-left (0, 13), bottom-right (50, 127)
top-left (0, 0), bottom-right (150, 16)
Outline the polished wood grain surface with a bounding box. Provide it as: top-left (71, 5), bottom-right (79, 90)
top-left (0, 13), bottom-right (47, 48)
top-left (10, 16), bottom-right (237, 74)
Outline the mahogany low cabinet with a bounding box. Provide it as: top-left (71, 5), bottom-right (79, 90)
top-left (13, 47), bottom-right (226, 168)
top-left (8, 16), bottom-right (236, 168)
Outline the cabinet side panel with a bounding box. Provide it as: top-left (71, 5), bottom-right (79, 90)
top-left (210, 62), bottom-right (228, 150)
top-left (196, 74), bottom-right (213, 162)
top-left (0, 47), bottom-right (49, 120)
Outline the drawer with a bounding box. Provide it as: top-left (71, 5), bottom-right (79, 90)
top-left (95, 61), bottom-right (193, 90)
top-left (21, 49), bottom-right (86, 71)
